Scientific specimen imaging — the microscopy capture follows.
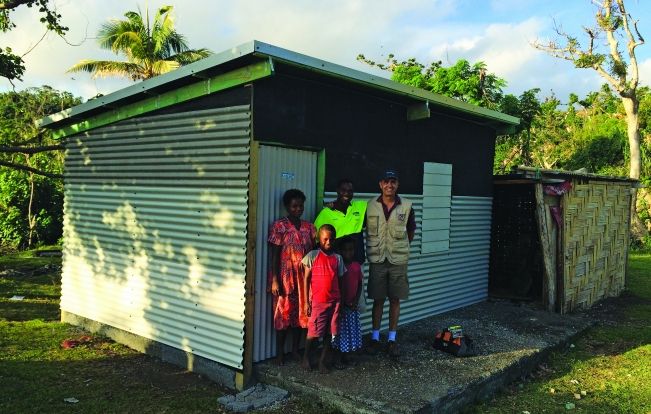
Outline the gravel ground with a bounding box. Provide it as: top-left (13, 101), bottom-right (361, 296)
top-left (256, 299), bottom-right (593, 413)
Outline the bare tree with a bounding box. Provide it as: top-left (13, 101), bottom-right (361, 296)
top-left (533, 0), bottom-right (645, 235)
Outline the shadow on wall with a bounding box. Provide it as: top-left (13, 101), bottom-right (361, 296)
top-left (62, 108), bottom-right (251, 374)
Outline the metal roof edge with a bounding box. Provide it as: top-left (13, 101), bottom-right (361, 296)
top-left (515, 166), bottom-right (638, 183)
top-left (38, 41), bottom-right (259, 127)
top-left (251, 41), bottom-right (519, 128)
top-left (39, 39), bottom-right (519, 130)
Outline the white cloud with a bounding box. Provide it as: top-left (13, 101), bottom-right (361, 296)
top-left (1, 0), bottom-right (648, 103)
top-left (638, 58), bottom-right (651, 89)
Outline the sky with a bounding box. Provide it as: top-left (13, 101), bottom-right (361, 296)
top-left (2, 0), bottom-right (650, 104)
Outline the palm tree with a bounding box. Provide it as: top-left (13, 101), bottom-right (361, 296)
top-left (68, 5), bottom-right (211, 81)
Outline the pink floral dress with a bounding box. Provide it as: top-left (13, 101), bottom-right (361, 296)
top-left (268, 217), bottom-right (316, 330)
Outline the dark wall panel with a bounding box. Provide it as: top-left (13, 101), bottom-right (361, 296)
top-left (252, 75), bottom-right (411, 193)
top-left (145, 74), bottom-right (495, 196)
top-left (147, 85), bottom-right (252, 116)
top-left (407, 116), bottom-right (496, 196)
top-left (253, 74), bottom-right (496, 197)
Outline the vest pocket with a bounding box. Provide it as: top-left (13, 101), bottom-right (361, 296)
top-left (393, 239), bottom-right (409, 256)
top-left (367, 215), bottom-right (379, 236)
top-left (366, 237), bottom-right (380, 247)
top-left (391, 224), bottom-right (406, 239)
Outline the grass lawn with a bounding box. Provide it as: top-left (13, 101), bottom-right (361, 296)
top-left (0, 249), bottom-right (231, 414)
top-left (466, 253), bottom-right (651, 414)
top-left (2, 248), bottom-right (649, 413)
top-left (0, 248), bottom-right (334, 414)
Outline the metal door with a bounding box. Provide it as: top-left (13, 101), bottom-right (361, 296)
top-left (253, 145), bottom-right (317, 361)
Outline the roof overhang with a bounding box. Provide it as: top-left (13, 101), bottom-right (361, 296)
top-left (495, 166), bottom-right (639, 185)
top-left (39, 40), bottom-right (519, 136)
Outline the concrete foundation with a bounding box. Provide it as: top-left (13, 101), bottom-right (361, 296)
top-left (255, 300), bottom-right (594, 413)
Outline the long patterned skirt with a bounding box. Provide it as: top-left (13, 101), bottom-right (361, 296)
top-left (332, 308), bottom-right (362, 352)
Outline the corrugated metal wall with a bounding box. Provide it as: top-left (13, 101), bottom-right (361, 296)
top-left (322, 192), bottom-right (493, 332)
top-left (62, 106), bottom-right (251, 369)
top-left (253, 146), bottom-right (317, 362)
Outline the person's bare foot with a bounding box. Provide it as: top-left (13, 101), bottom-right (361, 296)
top-left (301, 358), bottom-right (311, 371)
top-left (291, 351), bottom-right (301, 362)
top-left (318, 363), bottom-right (330, 374)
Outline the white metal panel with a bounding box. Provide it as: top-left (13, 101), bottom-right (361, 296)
top-left (323, 192), bottom-right (492, 333)
top-left (422, 162), bottom-right (452, 254)
top-left (424, 162), bottom-right (453, 175)
top-left (253, 146), bottom-right (317, 362)
top-left (62, 106), bottom-right (250, 369)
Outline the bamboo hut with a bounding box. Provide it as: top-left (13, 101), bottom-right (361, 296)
top-left (490, 167), bottom-right (636, 313)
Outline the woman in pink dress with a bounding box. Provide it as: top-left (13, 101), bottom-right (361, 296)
top-left (268, 189), bottom-right (316, 365)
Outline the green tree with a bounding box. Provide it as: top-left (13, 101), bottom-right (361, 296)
top-left (533, 0), bottom-right (646, 238)
top-left (494, 89), bottom-right (542, 170)
top-left (67, 5), bottom-right (211, 81)
top-left (0, 86), bottom-right (81, 248)
top-left (531, 94), bottom-right (573, 169)
top-left (1, 0), bottom-right (68, 81)
top-left (516, 89), bottom-right (542, 165)
top-left (357, 54), bottom-right (506, 109)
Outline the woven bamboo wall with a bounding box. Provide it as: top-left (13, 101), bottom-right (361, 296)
top-left (562, 181), bottom-right (631, 312)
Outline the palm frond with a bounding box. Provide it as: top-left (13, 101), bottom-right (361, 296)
top-left (170, 49), bottom-right (212, 65)
top-left (150, 59), bottom-right (180, 77)
top-left (67, 60), bottom-right (144, 80)
top-left (98, 18), bottom-right (144, 49)
top-left (75, 4), bottom-right (211, 81)
top-left (152, 6), bottom-right (189, 56)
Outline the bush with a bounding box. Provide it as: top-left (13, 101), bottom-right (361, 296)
top-left (0, 167), bottom-right (64, 249)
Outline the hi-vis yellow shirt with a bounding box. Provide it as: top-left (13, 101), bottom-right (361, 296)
top-left (314, 200), bottom-right (367, 238)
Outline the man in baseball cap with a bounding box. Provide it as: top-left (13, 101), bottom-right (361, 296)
top-left (365, 168), bottom-right (416, 359)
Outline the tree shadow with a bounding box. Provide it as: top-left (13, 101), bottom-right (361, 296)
top-left (60, 107), bottom-right (251, 379)
top-left (0, 300), bottom-right (60, 321)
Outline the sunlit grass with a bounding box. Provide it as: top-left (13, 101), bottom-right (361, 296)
top-left (0, 247), bottom-right (334, 413)
top-left (3, 248), bottom-right (649, 413)
top-left (0, 248), bottom-right (228, 413)
top-left (466, 253), bottom-right (651, 414)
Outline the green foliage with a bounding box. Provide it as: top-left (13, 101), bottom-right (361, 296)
top-left (0, 170), bottom-right (29, 246)
top-left (638, 87), bottom-right (651, 137)
top-left (493, 134), bottom-right (521, 173)
top-left (0, 160), bottom-right (65, 249)
top-left (68, 5), bottom-right (212, 81)
top-left (425, 59), bottom-right (506, 109)
top-left (0, 0), bottom-right (68, 81)
top-left (389, 57), bottom-right (440, 89)
top-left (575, 52), bottom-right (606, 69)
top-left (357, 54), bottom-right (506, 109)
top-left (563, 113), bottom-right (627, 174)
top-left (494, 89), bottom-right (542, 170)
top-left (0, 47), bottom-right (24, 81)
top-left (0, 87), bottom-right (80, 249)
top-left (495, 83), bottom-right (643, 178)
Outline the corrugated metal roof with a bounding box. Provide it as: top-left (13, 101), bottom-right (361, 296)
top-left (495, 166), bottom-right (638, 184)
top-left (39, 40), bottom-right (518, 133)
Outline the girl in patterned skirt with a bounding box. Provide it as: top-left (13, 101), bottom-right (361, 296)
top-left (332, 236), bottom-right (363, 366)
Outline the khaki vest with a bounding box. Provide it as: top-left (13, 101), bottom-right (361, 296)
top-left (366, 197), bottom-right (412, 265)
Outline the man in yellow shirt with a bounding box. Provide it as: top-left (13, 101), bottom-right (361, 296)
top-left (314, 179), bottom-right (366, 263)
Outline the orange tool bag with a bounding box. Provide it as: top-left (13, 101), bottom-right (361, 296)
top-left (433, 325), bottom-right (476, 357)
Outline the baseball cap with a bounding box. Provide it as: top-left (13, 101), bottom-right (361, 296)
top-left (381, 169), bottom-right (399, 180)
